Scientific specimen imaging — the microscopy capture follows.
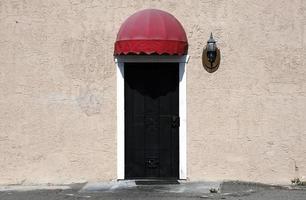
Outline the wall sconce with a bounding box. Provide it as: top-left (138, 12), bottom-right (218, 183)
top-left (202, 33), bottom-right (221, 73)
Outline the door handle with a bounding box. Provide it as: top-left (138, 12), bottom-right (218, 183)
top-left (171, 116), bottom-right (180, 128)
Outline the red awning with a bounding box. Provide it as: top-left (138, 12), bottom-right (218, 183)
top-left (114, 9), bottom-right (188, 55)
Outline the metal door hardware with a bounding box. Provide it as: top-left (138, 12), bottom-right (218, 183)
top-left (171, 116), bottom-right (180, 128)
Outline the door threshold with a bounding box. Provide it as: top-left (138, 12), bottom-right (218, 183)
top-left (135, 179), bottom-right (180, 185)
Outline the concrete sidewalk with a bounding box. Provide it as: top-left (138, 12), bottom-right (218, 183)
top-left (0, 181), bottom-right (305, 200)
top-left (80, 180), bottom-right (221, 194)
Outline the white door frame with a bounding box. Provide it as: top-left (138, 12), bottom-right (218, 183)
top-left (115, 55), bottom-right (189, 180)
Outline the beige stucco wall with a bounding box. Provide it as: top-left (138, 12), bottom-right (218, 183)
top-left (0, 0), bottom-right (306, 185)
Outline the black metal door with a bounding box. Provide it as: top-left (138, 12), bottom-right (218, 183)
top-left (125, 63), bottom-right (179, 179)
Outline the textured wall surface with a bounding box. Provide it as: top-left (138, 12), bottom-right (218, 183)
top-left (0, 0), bottom-right (306, 185)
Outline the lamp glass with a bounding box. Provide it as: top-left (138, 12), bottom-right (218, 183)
top-left (207, 42), bottom-right (216, 52)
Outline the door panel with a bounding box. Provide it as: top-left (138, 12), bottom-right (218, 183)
top-left (125, 63), bottom-right (179, 179)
